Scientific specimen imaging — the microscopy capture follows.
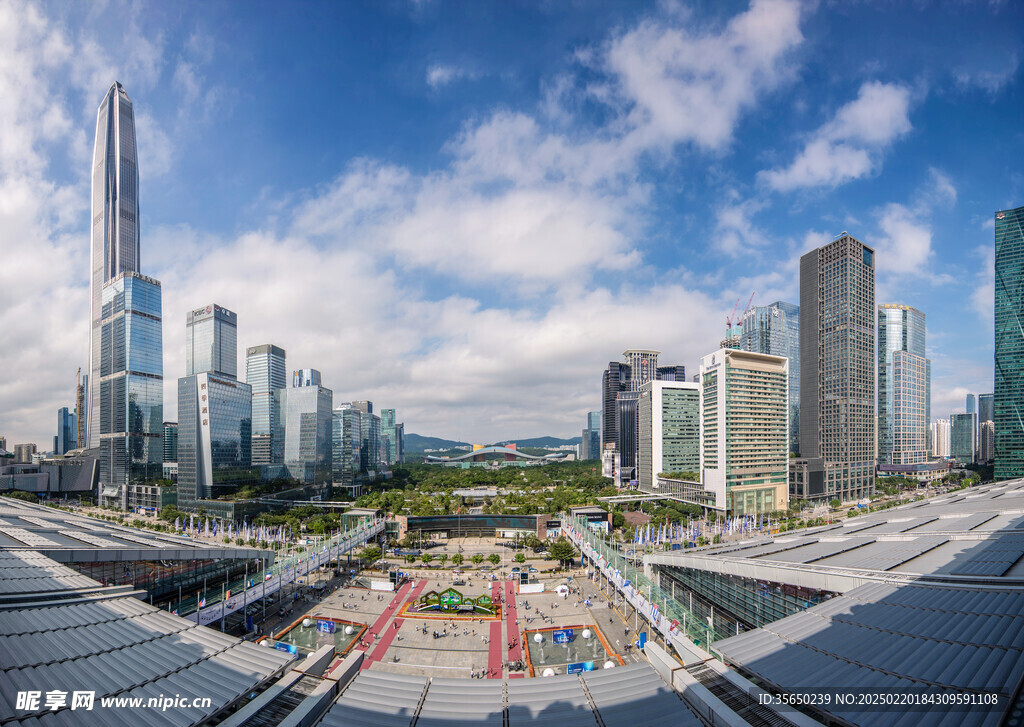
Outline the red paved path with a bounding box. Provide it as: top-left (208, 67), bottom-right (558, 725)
top-left (357, 581), bottom-right (411, 652)
top-left (487, 620), bottom-right (502, 678)
top-left (363, 617), bottom-right (404, 669)
top-left (504, 581), bottom-right (523, 663)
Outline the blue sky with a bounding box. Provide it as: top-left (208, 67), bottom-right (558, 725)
top-left (1, 0), bottom-right (1021, 447)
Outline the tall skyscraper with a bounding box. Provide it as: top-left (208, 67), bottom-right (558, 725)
top-left (351, 401), bottom-right (380, 471)
top-left (623, 349), bottom-right (659, 392)
top-left (97, 272), bottom-right (164, 507)
top-left (162, 422), bottom-right (178, 462)
top-left (931, 418), bottom-right (951, 458)
top-left (877, 305), bottom-right (930, 466)
top-left (185, 305), bottom-right (238, 378)
top-left (581, 410), bottom-right (601, 460)
top-left (995, 205), bottom-right (1024, 479)
top-left (332, 405), bottom-right (362, 494)
top-left (246, 344), bottom-right (286, 465)
top-left (276, 382), bottom-right (333, 485)
top-left (55, 407), bottom-right (77, 455)
top-left (293, 368), bottom-right (322, 388)
top-left (637, 381), bottom-right (700, 493)
top-left (88, 82), bottom-right (141, 449)
top-left (380, 408), bottom-right (403, 465)
top-left (740, 300), bottom-right (800, 453)
top-left (601, 361), bottom-right (629, 451)
top-left (701, 349), bottom-right (789, 515)
top-left (177, 304), bottom-right (251, 512)
top-left (979, 393), bottom-right (994, 426)
top-left (799, 234), bottom-right (876, 502)
top-left (951, 413), bottom-right (977, 464)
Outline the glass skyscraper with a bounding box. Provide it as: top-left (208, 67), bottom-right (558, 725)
top-left (877, 304), bottom-right (929, 465)
top-left (740, 301), bottom-right (800, 454)
top-left (276, 383), bottom-right (333, 486)
top-left (799, 234), bottom-right (876, 502)
top-left (55, 407), bottom-right (77, 455)
top-left (97, 272), bottom-right (164, 503)
top-left (162, 421), bottom-right (178, 462)
top-left (246, 344), bottom-right (286, 465)
top-left (332, 405), bottom-right (362, 494)
top-left (380, 408), bottom-right (403, 465)
top-left (88, 82), bottom-right (141, 450)
top-left (951, 412), bottom-right (977, 464)
top-left (995, 205), bottom-right (1024, 479)
top-left (186, 305), bottom-right (238, 378)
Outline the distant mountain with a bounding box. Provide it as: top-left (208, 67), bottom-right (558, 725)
top-left (403, 433), bottom-right (471, 453)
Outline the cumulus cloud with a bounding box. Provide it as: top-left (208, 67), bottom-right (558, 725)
top-left (760, 81), bottom-right (912, 191)
top-left (426, 63), bottom-right (479, 88)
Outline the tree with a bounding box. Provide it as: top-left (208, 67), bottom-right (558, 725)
top-left (612, 512), bottom-right (625, 529)
top-left (421, 552), bottom-right (433, 565)
top-left (437, 553), bottom-right (448, 568)
top-left (514, 552), bottom-right (526, 564)
top-left (487, 553), bottom-right (500, 566)
top-left (829, 499), bottom-right (842, 510)
top-left (471, 553), bottom-right (484, 565)
top-left (405, 554), bottom-right (416, 564)
top-left (360, 544), bottom-right (382, 563)
top-left (549, 537), bottom-right (577, 566)
top-left (451, 553), bottom-right (464, 567)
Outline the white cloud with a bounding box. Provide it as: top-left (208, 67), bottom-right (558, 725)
top-left (760, 81), bottom-right (912, 191)
top-left (954, 53), bottom-right (1020, 94)
top-left (713, 195), bottom-right (768, 257)
top-left (874, 203), bottom-right (934, 275)
top-left (426, 63), bottom-right (478, 88)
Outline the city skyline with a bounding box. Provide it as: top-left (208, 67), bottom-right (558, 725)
top-left (2, 1), bottom-right (1021, 447)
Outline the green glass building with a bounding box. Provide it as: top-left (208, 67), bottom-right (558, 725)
top-left (995, 205), bottom-right (1024, 480)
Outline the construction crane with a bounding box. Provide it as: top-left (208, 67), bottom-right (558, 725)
top-left (742, 291), bottom-right (756, 317)
top-left (724, 298), bottom-right (740, 335)
top-left (76, 367), bottom-right (85, 449)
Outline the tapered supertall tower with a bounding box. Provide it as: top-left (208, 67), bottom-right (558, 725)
top-left (87, 82), bottom-right (141, 448)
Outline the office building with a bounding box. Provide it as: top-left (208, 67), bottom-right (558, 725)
top-left (637, 381), bottom-right (700, 493)
top-left (656, 365), bottom-right (687, 382)
top-left (332, 405), bottom-right (362, 494)
top-left (352, 401), bottom-right (380, 472)
top-left (740, 300), bottom-right (800, 453)
top-left (601, 361), bottom-right (629, 451)
top-left (380, 408), bottom-right (404, 466)
top-left (293, 368), bottom-right (322, 388)
top-left (581, 410), bottom-right (601, 460)
top-left (162, 422), bottom-right (178, 462)
top-left (877, 305), bottom-right (930, 466)
top-left (13, 444), bottom-right (36, 463)
top-left (177, 373), bottom-right (253, 511)
top-left (995, 205), bottom-right (1024, 478)
top-left (701, 349), bottom-right (789, 515)
top-left (55, 407), bottom-right (77, 456)
top-left (951, 413), bottom-right (977, 464)
top-left (246, 344), bottom-right (286, 465)
top-left (980, 420), bottom-right (995, 463)
top-left (185, 304), bottom-right (237, 378)
top-left (799, 233), bottom-right (876, 502)
top-left (97, 272), bottom-right (164, 508)
top-left (979, 393), bottom-right (994, 427)
top-left (88, 82), bottom-right (141, 450)
top-left (276, 379), bottom-right (333, 486)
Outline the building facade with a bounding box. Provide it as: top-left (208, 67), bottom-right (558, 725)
top-left (877, 305), bottom-right (930, 466)
top-left (332, 405), bottom-right (362, 495)
top-left (931, 419), bottom-right (951, 458)
top-left (637, 381), bottom-right (700, 493)
top-left (740, 301), bottom-right (800, 454)
top-left (701, 349), bottom-right (789, 515)
top-left (177, 372), bottom-right (254, 511)
top-left (292, 368), bottom-right (321, 388)
top-left (276, 383), bottom-right (333, 486)
top-left (97, 272), bottom-right (164, 507)
top-left (380, 408), bottom-right (403, 466)
top-left (980, 420), bottom-right (995, 463)
top-left (185, 305), bottom-right (237, 378)
top-left (951, 413), bottom-right (977, 464)
top-left (55, 407), bottom-right (77, 456)
top-left (799, 234), bottom-right (876, 502)
top-left (88, 82), bottom-right (141, 450)
top-left (995, 205), bottom-right (1024, 479)
top-left (162, 422), bottom-right (177, 462)
top-left (246, 344), bottom-right (286, 465)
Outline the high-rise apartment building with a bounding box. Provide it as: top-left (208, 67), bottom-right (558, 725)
top-left (97, 272), bottom-right (164, 507)
top-left (951, 413), bottom-right (977, 464)
top-left (162, 422), bottom-right (178, 462)
top-left (332, 405), bottom-right (362, 495)
top-left (701, 349), bottom-right (789, 515)
top-left (246, 344), bottom-right (286, 465)
top-left (877, 305), bottom-right (930, 466)
top-left (931, 419), bottom-right (951, 458)
top-left (740, 301), bottom-right (800, 453)
top-left (798, 234), bottom-right (876, 502)
top-left (88, 82), bottom-right (141, 450)
top-left (637, 381), bottom-right (700, 493)
top-left (177, 305), bottom-right (251, 512)
top-left (276, 380), bottom-right (333, 486)
top-left (55, 407), bottom-right (77, 455)
top-left (185, 305), bottom-right (237, 378)
top-left (995, 205), bottom-right (1024, 479)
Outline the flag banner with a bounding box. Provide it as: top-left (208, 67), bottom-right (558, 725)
top-left (199, 597), bottom-right (206, 608)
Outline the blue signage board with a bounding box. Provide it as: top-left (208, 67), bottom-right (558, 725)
top-left (552, 629), bottom-right (574, 644)
top-left (317, 619), bottom-right (336, 634)
top-left (567, 662), bottom-right (585, 674)
top-left (275, 642), bottom-right (298, 654)
top-left (583, 661), bottom-right (595, 672)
